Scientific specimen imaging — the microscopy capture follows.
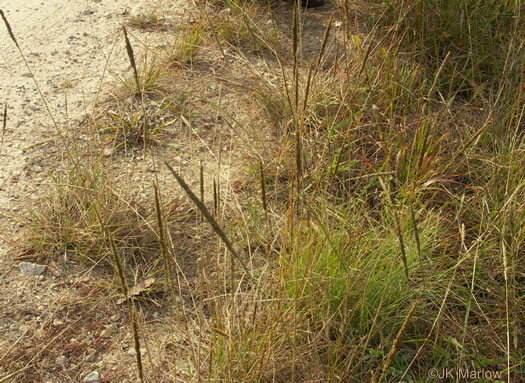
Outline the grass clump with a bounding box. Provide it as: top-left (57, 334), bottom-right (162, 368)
top-left (209, 0), bottom-right (278, 54)
top-left (279, 205), bottom-right (456, 381)
top-left (129, 12), bottom-right (162, 29)
top-left (118, 50), bottom-right (162, 97)
top-left (167, 20), bottom-right (206, 67)
top-left (383, 0), bottom-right (524, 97)
top-left (28, 159), bottom-right (157, 269)
top-left (128, 4), bottom-right (164, 30)
top-left (100, 96), bottom-right (179, 150)
top-left (205, 0), bottom-right (525, 381)
top-left (14, 0), bottom-right (524, 381)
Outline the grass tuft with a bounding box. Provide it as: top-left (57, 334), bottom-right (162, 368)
top-left (13, 0), bottom-right (525, 381)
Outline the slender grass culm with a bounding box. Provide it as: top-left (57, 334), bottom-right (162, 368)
top-left (1, 10), bottom-right (68, 150)
top-left (393, 210), bottom-right (410, 281)
top-left (291, 1), bottom-right (301, 201)
top-left (122, 26), bottom-right (152, 156)
top-left (259, 160), bottom-right (268, 221)
top-left (409, 204), bottom-right (422, 262)
top-left (152, 182), bottom-right (179, 378)
top-left (96, 209), bottom-right (144, 383)
top-left (1, 103), bottom-right (6, 155)
top-left (200, 160), bottom-right (204, 223)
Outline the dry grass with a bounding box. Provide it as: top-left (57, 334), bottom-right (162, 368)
top-left (2, 0), bottom-right (524, 381)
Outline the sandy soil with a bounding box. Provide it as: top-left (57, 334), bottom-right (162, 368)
top-left (0, 1), bottom-right (197, 381)
top-left (0, 0), bottom-right (181, 256)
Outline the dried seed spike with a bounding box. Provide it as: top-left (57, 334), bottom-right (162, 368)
top-left (0, 10), bottom-right (20, 48)
top-left (165, 161), bottom-right (255, 284)
top-left (200, 160), bottom-right (204, 223)
top-left (123, 26), bottom-right (140, 93)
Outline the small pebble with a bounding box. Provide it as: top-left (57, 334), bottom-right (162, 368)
top-left (83, 370), bottom-right (100, 382)
top-left (27, 104), bottom-right (40, 112)
top-left (19, 262), bottom-right (46, 276)
top-left (103, 148), bottom-right (114, 157)
top-left (8, 192), bottom-right (20, 200)
top-left (100, 327), bottom-right (113, 338)
top-left (81, 9), bottom-right (95, 16)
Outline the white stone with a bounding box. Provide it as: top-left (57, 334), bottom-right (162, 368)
top-left (19, 262), bottom-right (46, 276)
top-left (83, 371), bottom-right (100, 382)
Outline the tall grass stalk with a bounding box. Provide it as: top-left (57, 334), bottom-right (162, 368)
top-left (153, 182), bottom-right (179, 379)
top-left (97, 208), bottom-right (144, 383)
top-left (373, 301), bottom-right (417, 383)
top-left (1, 10), bottom-right (69, 152)
top-left (1, 103), bottom-right (6, 155)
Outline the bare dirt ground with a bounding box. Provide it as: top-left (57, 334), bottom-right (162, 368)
top-left (0, 0), bottom-right (336, 381)
top-left (0, 1), bottom-right (205, 381)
